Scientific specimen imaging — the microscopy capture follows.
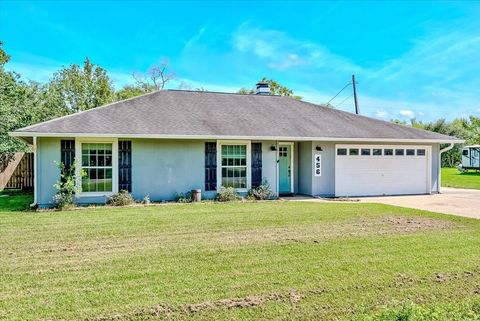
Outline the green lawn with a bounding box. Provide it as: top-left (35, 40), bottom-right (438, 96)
top-left (1, 191), bottom-right (480, 320)
top-left (442, 167), bottom-right (480, 190)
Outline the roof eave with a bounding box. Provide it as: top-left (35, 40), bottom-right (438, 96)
top-left (9, 131), bottom-right (465, 144)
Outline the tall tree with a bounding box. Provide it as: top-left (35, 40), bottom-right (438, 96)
top-left (47, 57), bottom-right (114, 113)
top-left (238, 77), bottom-right (302, 100)
top-left (0, 43), bottom-right (42, 167)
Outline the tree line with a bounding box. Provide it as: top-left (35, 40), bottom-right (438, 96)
top-left (1, 42), bottom-right (479, 168)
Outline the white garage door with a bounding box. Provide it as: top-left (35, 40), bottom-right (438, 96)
top-left (335, 145), bottom-right (431, 197)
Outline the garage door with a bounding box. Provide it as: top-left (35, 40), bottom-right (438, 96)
top-left (335, 145), bottom-right (431, 197)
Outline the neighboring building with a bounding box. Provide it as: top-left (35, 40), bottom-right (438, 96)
top-left (11, 84), bottom-right (462, 207)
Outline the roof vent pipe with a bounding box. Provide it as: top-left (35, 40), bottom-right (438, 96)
top-left (256, 82), bottom-right (270, 95)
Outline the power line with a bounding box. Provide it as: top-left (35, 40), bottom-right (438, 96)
top-left (334, 94), bottom-right (353, 108)
top-left (326, 82), bottom-right (352, 105)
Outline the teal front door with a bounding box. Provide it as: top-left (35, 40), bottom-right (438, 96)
top-left (279, 145), bottom-right (292, 194)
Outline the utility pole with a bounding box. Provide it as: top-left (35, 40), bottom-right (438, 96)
top-left (352, 74), bottom-right (359, 114)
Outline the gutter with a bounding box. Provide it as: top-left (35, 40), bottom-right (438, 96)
top-left (8, 131), bottom-right (465, 144)
top-left (438, 142), bottom-right (455, 193)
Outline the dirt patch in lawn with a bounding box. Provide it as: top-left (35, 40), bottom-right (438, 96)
top-left (210, 215), bottom-right (458, 246)
top-left (381, 216), bottom-right (455, 232)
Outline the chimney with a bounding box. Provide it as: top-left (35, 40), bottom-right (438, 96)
top-left (255, 82), bottom-right (270, 95)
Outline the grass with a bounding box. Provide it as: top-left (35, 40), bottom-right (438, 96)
top-left (442, 167), bottom-right (480, 190)
top-left (1, 192), bottom-right (480, 320)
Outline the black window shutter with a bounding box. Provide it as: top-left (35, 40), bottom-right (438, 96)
top-left (118, 141), bottom-right (132, 192)
top-left (60, 139), bottom-right (75, 170)
top-left (205, 142), bottom-right (217, 191)
top-left (251, 143), bottom-right (262, 188)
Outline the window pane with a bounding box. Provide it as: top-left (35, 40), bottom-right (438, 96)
top-left (349, 148), bottom-right (359, 156)
top-left (104, 179), bottom-right (112, 191)
top-left (97, 144), bottom-right (105, 155)
top-left (384, 149), bottom-right (393, 156)
top-left (463, 150), bottom-right (469, 156)
top-left (395, 149), bottom-right (404, 156)
top-left (82, 155), bottom-right (89, 166)
top-left (82, 177), bottom-right (89, 192)
top-left (417, 149), bottom-right (426, 156)
top-left (337, 148), bottom-right (347, 156)
top-left (373, 149), bottom-right (382, 156)
top-left (361, 148), bottom-right (371, 156)
top-left (406, 149), bottom-right (415, 156)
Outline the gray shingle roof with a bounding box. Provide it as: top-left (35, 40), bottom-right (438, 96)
top-left (13, 90), bottom-right (459, 142)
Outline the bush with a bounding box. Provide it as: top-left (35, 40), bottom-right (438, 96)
top-left (107, 190), bottom-right (134, 206)
top-left (175, 191), bottom-right (192, 203)
top-left (53, 161), bottom-right (83, 209)
top-left (247, 181), bottom-right (275, 200)
top-left (216, 186), bottom-right (241, 202)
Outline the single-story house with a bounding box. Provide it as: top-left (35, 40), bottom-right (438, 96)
top-left (11, 83), bottom-right (462, 207)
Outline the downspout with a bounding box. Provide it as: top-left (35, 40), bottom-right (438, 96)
top-left (275, 140), bottom-right (279, 197)
top-left (438, 142), bottom-right (455, 193)
top-left (31, 136), bottom-right (38, 207)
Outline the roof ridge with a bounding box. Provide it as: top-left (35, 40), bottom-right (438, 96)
top-left (16, 90), bottom-right (163, 132)
top-left (165, 89), bottom-right (285, 97)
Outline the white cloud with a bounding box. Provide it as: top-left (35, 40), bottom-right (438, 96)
top-left (375, 110), bottom-right (388, 118)
top-left (232, 24), bottom-right (361, 72)
top-left (399, 110), bottom-right (415, 119)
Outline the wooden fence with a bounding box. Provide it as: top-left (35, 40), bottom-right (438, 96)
top-left (0, 152), bottom-right (34, 190)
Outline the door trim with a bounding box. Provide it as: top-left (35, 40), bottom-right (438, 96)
top-left (278, 142), bottom-right (294, 194)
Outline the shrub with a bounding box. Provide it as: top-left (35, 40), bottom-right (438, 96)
top-left (216, 186), bottom-right (241, 202)
top-left (107, 190), bottom-right (134, 206)
top-left (247, 181), bottom-right (275, 200)
top-left (53, 161), bottom-right (83, 209)
top-left (175, 191), bottom-right (192, 203)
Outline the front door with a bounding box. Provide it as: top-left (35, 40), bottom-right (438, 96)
top-left (279, 145), bottom-right (292, 194)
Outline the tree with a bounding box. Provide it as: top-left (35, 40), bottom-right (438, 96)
top-left (237, 77), bottom-right (302, 100)
top-left (132, 59), bottom-right (174, 92)
top-left (47, 57), bottom-right (114, 113)
top-left (115, 59), bottom-right (175, 101)
top-left (0, 43), bottom-right (42, 167)
top-left (115, 85), bottom-right (146, 101)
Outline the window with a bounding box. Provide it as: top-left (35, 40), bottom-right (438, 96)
top-left (395, 149), bottom-right (404, 156)
top-left (384, 149), bottom-right (393, 156)
top-left (462, 150), bottom-right (469, 156)
top-left (361, 148), bottom-right (371, 156)
top-left (406, 149), bottom-right (415, 156)
top-left (337, 148), bottom-right (347, 156)
top-left (279, 146), bottom-right (288, 157)
top-left (81, 143), bottom-right (113, 192)
top-left (417, 149), bottom-right (426, 156)
top-left (373, 148), bottom-right (382, 156)
top-left (221, 145), bottom-right (247, 188)
top-left (349, 148), bottom-right (359, 156)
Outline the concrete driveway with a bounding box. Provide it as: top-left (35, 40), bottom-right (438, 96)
top-left (359, 187), bottom-right (480, 219)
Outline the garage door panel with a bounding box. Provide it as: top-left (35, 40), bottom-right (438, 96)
top-left (335, 145), bottom-right (430, 197)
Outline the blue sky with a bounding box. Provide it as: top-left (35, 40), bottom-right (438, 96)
top-left (1, 1), bottom-right (480, 121)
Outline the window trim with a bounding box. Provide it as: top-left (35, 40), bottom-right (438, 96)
top-left (75, 138), bottom-right (118, 197)
top-left (216, 140), bottom-right (251, 192)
